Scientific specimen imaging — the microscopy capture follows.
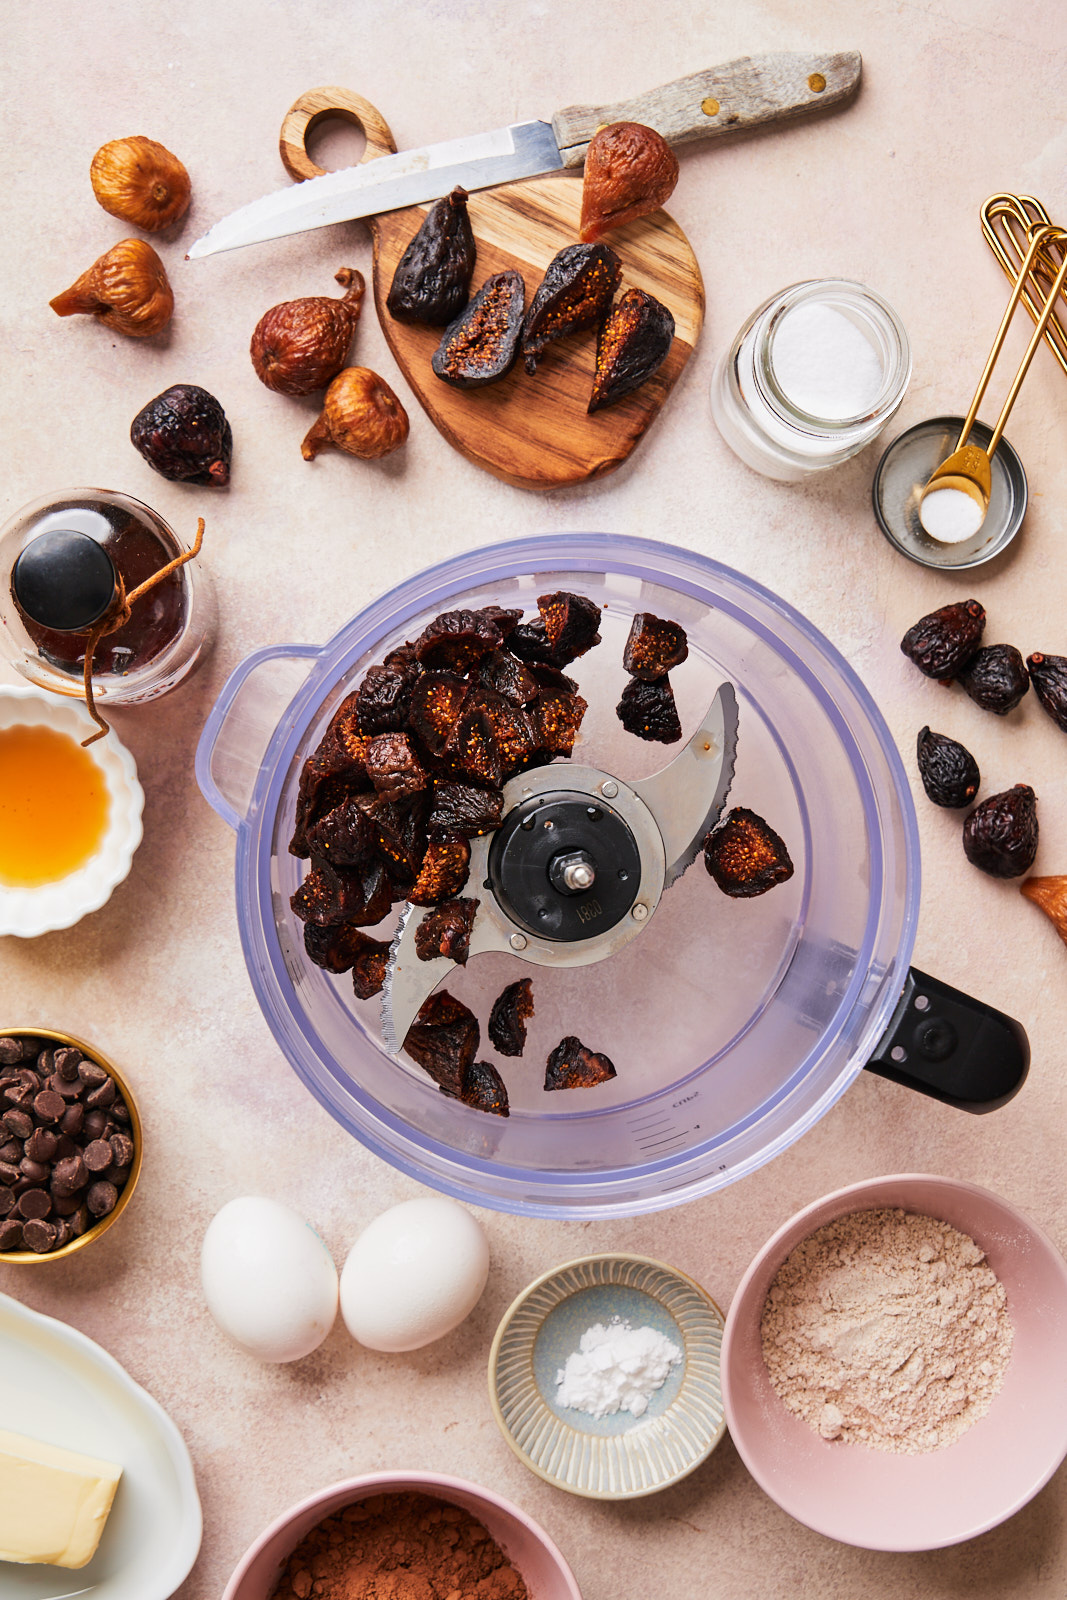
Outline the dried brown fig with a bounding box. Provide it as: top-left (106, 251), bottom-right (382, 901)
top-left (579, 122), bottom-right (679, 243)
top-left (301, 367), bottom-right (409, 460)
top-left (1021, 875), bottom-right (1067, 949)
top-left (90, 136), bottom-right (191, 231)
top-left (250, 269), bottom-right (365, 395)
top-left (50, 238), bottom-right (173, 338)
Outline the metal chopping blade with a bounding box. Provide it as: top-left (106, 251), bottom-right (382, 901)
top-left (380, 681), bottom-right (738, 1054)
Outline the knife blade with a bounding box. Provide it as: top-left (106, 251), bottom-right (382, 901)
top-left (188, 49), bottom-right (860, 259)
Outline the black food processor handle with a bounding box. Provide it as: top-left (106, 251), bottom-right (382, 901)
top-left (865, 967), bottom-right (1029, 1113)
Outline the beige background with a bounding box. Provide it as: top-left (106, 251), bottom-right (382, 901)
top-left (2, 1), bottom-right (1066, 1595)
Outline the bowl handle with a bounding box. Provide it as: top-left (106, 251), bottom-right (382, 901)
top-left (865, 966), bottom-right (1029, 1112)
top-left (195, 644), bottom-right (322, 831)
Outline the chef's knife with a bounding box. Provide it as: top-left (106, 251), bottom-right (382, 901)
top-left (188, 50), bottom-right (860, 259)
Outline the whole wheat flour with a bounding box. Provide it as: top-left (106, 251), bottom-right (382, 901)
top-left (760, 1207), bottom-right (1013, 1454)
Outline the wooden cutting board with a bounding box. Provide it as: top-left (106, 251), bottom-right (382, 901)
top-left (280, 89), bottom-right (703, 492)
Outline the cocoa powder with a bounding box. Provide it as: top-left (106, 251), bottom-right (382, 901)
top-left (271, 1491), bottom-right (531, 1600)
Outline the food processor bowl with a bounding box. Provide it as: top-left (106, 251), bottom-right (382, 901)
top-left (197, 534), bottom-right (925, 1217)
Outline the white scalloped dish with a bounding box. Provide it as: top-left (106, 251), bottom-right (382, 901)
top-left (0, 1290), bottom-right (201, 1597)
top-left (0, 687), bottom-right (144, 937)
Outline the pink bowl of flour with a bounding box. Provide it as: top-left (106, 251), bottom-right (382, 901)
top-left (721, 1173), bottom-right (1067, 1550)
top-left (222, 1471), bottom-right (582, 1600)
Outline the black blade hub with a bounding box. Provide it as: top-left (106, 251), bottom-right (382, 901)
top-left (487, 790), bottom-right (641, 941)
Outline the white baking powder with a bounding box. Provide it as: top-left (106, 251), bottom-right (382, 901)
top-left (919, 486), bottom-right (985, 543)
top-left (761, 1208), bottom-right (1013, 1454)
top-left (771, 302), bottom-right (884, 419)
top-left (555, 1318), bottom-right (682, 1419)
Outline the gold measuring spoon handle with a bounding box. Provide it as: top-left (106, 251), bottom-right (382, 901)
top-left (983, 194), bottom-right (1067, 382)
top-left (986, 229), bottom-right (1067, 458)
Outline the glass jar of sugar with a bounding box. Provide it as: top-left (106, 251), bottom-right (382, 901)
top-left (710, 279), bottom-right (912, 482)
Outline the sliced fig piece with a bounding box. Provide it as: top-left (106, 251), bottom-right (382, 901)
top-left (432, 269), bottom-right (526, 387)
top-left (303, 921), bottom-right (387, 975)
top-left (459, 1060), bottom-right (510, 1117)
top-left (579, 121), bottom-right (680, 243)
top-left (414, 609), bottom-right (503, 673)
top-left (408, 672), bottom-right (470, 755)
top-left (408, 834), bottom-right (471, 905)
top-left (538, 591), bottom-right (602, 661)
top-left (478, 649), bottom-right (540, 706)
top-left (365, 732), bottom-right (427, 801)
top-left (544, 1035), bottom-right (617, 1091)
top-left (488, 978), bottom-right (534, 1058)
top-left (616, 675), bottom-right (682, 743)
top-left (306, 795), bottom-right (380, 869)
top-left (357, 660), bottom-right (420, 736)
top-left (356, 791), bottom-right (430, 886)
top-left (414, 897), bottom-right (480, 964)
top-left (290, 857), bottom-right (394, 928)
top-left (403, 990), bottom-right (479, 1097)
top-left (623, 611), bottom-right (688, 680)
top-left (588, 288), bottom-right (675, 413)
top-left (289, 695), bottom-right (372, 857)
top-left (703, 808), bottom-right (794, 898)
top-left (352, 937), bottom-right (391, 1001)
top-left (427, 780), bottom-right (504, 838)
top-left (521, 243), bottom-right (622, 374)
top-left (530, 686), bottom-right (588, 756)
top-left (386, 187), bottom-right (476, 325)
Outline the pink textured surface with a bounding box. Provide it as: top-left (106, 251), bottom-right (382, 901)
top-left (2, 3), bottom-right (1067, 1598)
top-left (722, 1175), bottom-right (1067, 1550)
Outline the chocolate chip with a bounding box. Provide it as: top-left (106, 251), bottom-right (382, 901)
top-left (111, 1099), bottom-right (131, 1126)
top-left (54, 1047), bottom-right (82, 1082)
top-left (35, 1049), bottom-right (55, 1077)
top-left (71, 1205), bottom-right (91, 1237)
top-left (0, 1140), bottom-right (21, 1164)
top-left (54, 1134), bottom-right (77, 1161)
top-left (0, 1039), bottom-right (23, 1064)
top-left (2, 1082), bottom-right (33, 1108)
top-left (16, 1188), bottom-right (51, 1220)
top-left (78, 1061), bottom-right (107, 1090)
top-left (86, 1079), bottom-right (116, 1111)
top-left (0, 1218), bottom-right (23, 1249)
top-left (0, 1161), bottom-right (19, 1187)
top-left (83, 1109), bottom-right (108, 1141)
top-left (86, 1181), bottom-right (118, 1219)
top-left (2, 1109), bottom-right (32, 1140)
top-left (0, 1188), bottom-right (14, 1217)
top-left (53, 1155), bottom-right (88, 1193)
top-left (59, 1104), bottom-right (84, 1137)
top-left (26, 1128), bottom-right (57, 1162)
top-left (22, 1219), bottom-right (56, 1253)
top-left (48, 1072), bottom-right (82, 1102)
top-left (19, 1158), bottom-right (49, 1184)
top-left (109, 1133), bottom-right (134, 1169)
top-left (51, 1191), bottom-right (82, 1218)
top-left (83, 1140), bottom-right (113, 1175)
top-left (33, 1091), bottom-right (65, 1125)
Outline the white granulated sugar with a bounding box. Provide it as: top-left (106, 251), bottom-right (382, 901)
top-left (920, 486), bottom-right (986, 543)
top-left (555, 1318), bottom-right (682, 1419)
top-left (761, 1208), bottom-right (1013, 1454)
top-left (771, 302), bottom-right (884, 420)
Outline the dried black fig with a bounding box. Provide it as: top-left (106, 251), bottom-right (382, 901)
top-left (1026, 653), bottom-right (1067, 732)
top-left (900, 600), bottom-right (985, 680)
top-left (403, 991), bottom-right (479, 1097)
top-left (409, 672), bottom-right (470, 755)
top-left (622, 612), bottom-right (688, 681)
top-left (703, 808), bottom-right (794, 898)
top-left (130, 383), bottom-right (232, 485)
top-left (414, 609), bottom-right (503, 672)
top-left (352, 937), bottom-right (391, 1000)
top-left (414, 897), bottom-right (479, 964)
top-left (357, 660), bottom-right (419, 736)
top-left (408, 834), bottom-right (471, 905)
top-left (432, 269), bottom-right (525, 387)
top-left (427, 780), bottom-right (503, 838)
top-left (544, 1036), bottom-right (617, 1091)
top-left (957, 645), bottom-right (1030, 715)
top-left (365, 733), bottom-right (427, 801)
top-left (459, 1060), bottom-right (510, 1117)
top-left (916, 727), bottom-right (980, 809)
top-left (488, 978), bottom-right (534, 1057)
top-left (963, 785), bottom-right (1038, 878)
top-left (521, 243), bottom-right (622, 373)
top-left (616, 676), bottom-right (681, 743)
top-left (303, 921), bottom-right (385, 975)
top-left (387, 187), bottom-right (476, 325)
top-left (589, 288), bottom-right (675, 412)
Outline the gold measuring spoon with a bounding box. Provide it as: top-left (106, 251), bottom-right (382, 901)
top-left (920, 223), bottom-right (1067, 540)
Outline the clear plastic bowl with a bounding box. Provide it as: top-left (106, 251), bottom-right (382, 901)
top-left (196, 534), bottom-right (919, 1217)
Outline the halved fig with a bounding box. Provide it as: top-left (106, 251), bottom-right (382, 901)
top-left (589, 288), bottom-right (675, 413)
top-left (432, 269), bottom-right (525, 388)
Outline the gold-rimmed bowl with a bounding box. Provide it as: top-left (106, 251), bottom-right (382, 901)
top-left (0, 1027), bottom-right (142, 1264)
top-left (488, 1253), bottom-right (726, 1499)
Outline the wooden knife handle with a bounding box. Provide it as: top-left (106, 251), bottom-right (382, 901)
top-left (279, 86), bottom-right (397, 182)
top-left (551, 49), bottom-right (862, 167)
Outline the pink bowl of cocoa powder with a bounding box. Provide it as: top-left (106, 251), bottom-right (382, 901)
top-left (221, 1471), bottom-right (582, 1600)
top-left (721, 1173), bottom-right (1067, 1550)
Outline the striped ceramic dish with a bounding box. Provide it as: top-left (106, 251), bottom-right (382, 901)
top-left (488, 1253), bottom-right (726, 1499)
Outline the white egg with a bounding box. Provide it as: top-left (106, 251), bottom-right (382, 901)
top-left (201, 1196), bottom-right (338, 1363)
top-left (340, 1197), bottom-right (490, 1352)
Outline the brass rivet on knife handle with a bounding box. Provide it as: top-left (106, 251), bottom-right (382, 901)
top-left (279, 86), bottom-right (397, 183)
top-left (551, 49), bottom-right (862, 167)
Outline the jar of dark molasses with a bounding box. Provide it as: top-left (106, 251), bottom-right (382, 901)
top-left (0, 488), bottom-right (214, 702)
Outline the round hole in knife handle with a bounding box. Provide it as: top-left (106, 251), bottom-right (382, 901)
top-left (0, 688), bottom-right (144, 936)
top-left (721, 1174), bottom-right (1067, 1550)
top-left (222, 1472), bottom-right (581, 1600)
top-left (710, 279), bottom-right (911, 480)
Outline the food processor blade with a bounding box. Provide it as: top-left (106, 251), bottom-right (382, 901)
top-left (380, 683), bottom-right (737, 1054)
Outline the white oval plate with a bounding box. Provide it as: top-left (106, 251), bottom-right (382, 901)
top-left (0, 1291), bottom-right (201, 1598)
top-left (0, 687), bottom-right (144, 938)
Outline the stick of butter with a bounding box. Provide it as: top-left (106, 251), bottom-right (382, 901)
top-left (0, 1427), bottom-right (122, 1569)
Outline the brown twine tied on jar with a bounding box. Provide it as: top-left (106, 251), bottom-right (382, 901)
top-left (81, 517), bottom-right (204, 746)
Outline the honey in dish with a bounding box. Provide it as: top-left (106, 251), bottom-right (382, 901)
top-left (0, 724), bottom-right (109, 886)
